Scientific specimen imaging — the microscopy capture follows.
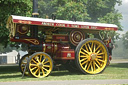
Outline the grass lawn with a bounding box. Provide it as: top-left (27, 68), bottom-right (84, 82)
top-left (0, 63), bottom-right (128, 82)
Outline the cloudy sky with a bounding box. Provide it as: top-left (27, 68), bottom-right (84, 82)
top-left (115, 0), bottom-right (128, 33)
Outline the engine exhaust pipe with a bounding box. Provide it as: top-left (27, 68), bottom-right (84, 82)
top-left (31, 0), bottom-right (39, 38)
top-left (32, 0), bottom-right (39, 17)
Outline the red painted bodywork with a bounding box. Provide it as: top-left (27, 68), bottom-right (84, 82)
top-left (55, 49), bottom-right (75, 60)
top-left (13, 19), bottom-right (118, 31)
top-left (52, 35), bottom-right (69, 42)
top-left (42, 43), bottom-right (75, 60)
top-left (7, 15), bottom-right (118, 60)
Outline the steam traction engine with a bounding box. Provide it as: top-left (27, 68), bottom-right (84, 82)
top-left (6, 15), bottom-right (118, 78)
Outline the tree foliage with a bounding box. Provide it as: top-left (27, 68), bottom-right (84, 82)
top-left (122, 31), bottom-right (128, 49)
top-left (0, 0), bottom-right (32, 46)
top-left (38, 0), bottom-right (123, 41)
top-left (38, 0), bottom-right (122, 30)
top-left (51, 0), bottom-right (90, 21)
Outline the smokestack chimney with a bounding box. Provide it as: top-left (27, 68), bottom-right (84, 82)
top-left (32, 0), bottom-right (39, 17)
top-left (31, 0), bottom-right (39, 38)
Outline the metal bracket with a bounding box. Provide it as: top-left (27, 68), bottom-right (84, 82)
top-left (22, 64), bottom-right (27, 78)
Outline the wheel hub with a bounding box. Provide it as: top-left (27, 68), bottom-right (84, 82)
top-left (90, 53), bottom-right (97, 60)
top-left (38, 63), bottom-right (43, 68)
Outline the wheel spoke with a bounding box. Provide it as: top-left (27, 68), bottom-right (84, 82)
top-left (84, 62), bottom-right (88, 70)
top-left (35, 56), bottom-right (40, 63)
top-left (80, 55), bottom-right (89, 58)
top-left (97, 59), bottom-right (105, 63)
top-left (95, 62), bottom-right (100, 69)
top-left (34, 68), bottom-right (39, 75)
top-left (87, 61), bottom-right (92, 71)
top-left (96, 49), bottom-right (101, 54)
top-left (80, 51), bottom-right (87, 55)
top-left (95, 59), bottom-right (101, 66)
top-left (41, 68), bottom-right (45, 75)
top-left (80, 58), bottom-right (87, 62)
top-left (43, 60), bottom-right (49, 64)
top-left (42, 57), bottom-right (46, 63)
top-left (93, 44), bottom-right (96, 52)
top-left (32, 59), bottom-right (38, 64)
top-left (81, 60), bottom-right (89, 65)
top-left (31, 67), bottom-right (38, 71)
top-left (81, 48), bottom-right (89, 54)
top-left (30, 64), bottom-right (38, 67)
top-left (38, 69), bottom-right (40, 76)
top-left (93, 61), bottom-right (96, 71)
top-left (91, 42), bottom-right (94, 52)
top-left (97, 52), bottom-right (105, 55)
top-left (84, 44), bottom-right (89, 52)
top-left (95, 45), bottom-right (101, 52)
top-left (90, 61), bottom-right (93, 72)
top-left (88, 43), bottom-right (92, 52)
top-left (96, 56), bottom-right (103, 58)
top-left (39, 55), bottom-right (42, 62)
top-left (43, 65), bottom-right (50, 67)
top-left (43, 67), bottom-right (49, 72)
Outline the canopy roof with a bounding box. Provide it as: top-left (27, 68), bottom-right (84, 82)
top-left (7, 15), bottom-right (118, 31)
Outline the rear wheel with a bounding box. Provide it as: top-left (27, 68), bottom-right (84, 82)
top-left (27, 52), bottom-right (53, 78)
top-left (19, 54), bottom-right (30, 76)
top-left (75, 38), bottom-right (109, 74)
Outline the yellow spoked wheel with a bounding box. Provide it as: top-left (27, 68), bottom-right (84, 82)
top-left (27, 52), bottom-right (53, 78)
top-left (19, 54), bottom-right (30, 76)
top-left (75, 38), bottom-right (109, 74)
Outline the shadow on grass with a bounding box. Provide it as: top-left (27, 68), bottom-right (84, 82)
top-left (0, 66), bottom-right (20, 74)
top-left (109, 63), bottom-right (128, 68)
top-left (0, 65), bottom-right (83, 79)
top-left (0, 65), bottom-right (22, 79)
top-left (0, 74), bottom-right (21, 79)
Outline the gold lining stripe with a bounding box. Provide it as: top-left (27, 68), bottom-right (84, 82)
top-left (24, 39), bottom-right (39, 45)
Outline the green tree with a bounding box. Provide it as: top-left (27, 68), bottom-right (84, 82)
top-left (38, 0), bottom-right (123, 41)
top-left (38, 0), bottom-right (122, 30)
top-left (51, 0), bottom-right (90, 21)
top-left (122, 31), bottom-right (128, 49)
top-left (0, 0), bottom-right (32, 47)
top-left (38, 0), bottom-right (56, 18)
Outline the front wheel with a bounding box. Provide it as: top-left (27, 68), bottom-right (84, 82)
top-left (75, 38), bottom-right (109, 74)
top-left (27, 52), bottom-right (53, 78)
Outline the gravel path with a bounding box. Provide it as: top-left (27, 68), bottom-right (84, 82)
top-left (0, 79), bottom-right (128, 85)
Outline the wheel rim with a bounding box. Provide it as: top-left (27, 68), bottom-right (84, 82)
top-left (20, 54), bottom-right (30, 76)
top-left (28, 53), bottom-right (53, 78)
top-left (78, 40), bottom-right (108, 74)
